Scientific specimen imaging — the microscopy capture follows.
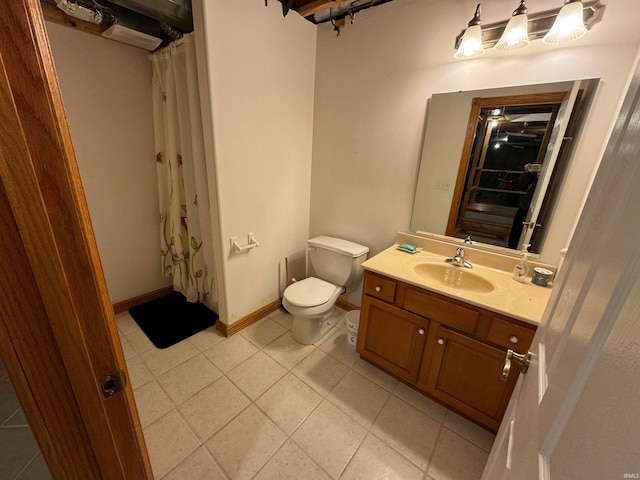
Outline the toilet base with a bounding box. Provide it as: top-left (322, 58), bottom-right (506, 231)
top-left (291, 309), bottom-right (337, 345)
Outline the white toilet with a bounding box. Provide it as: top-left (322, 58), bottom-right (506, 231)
top-left (282, 236), bottom-right (369, 345)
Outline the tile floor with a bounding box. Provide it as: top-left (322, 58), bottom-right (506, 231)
top-left (0, 359), bottom-right (52, 480)
top-left (118, 308), bottom-right (495, 480)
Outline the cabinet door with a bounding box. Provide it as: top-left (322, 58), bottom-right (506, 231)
top-left (421, 324), bottom-right (519, 432)
top-left (357, 296), bottom-right (428, 383)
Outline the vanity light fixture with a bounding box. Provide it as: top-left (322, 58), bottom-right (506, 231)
top-left (453, 0), bottom-right (605, 59)
top-left (453, 4), bottom-right (485, 59)
top-left (494, 0), bottom-right (530, 53)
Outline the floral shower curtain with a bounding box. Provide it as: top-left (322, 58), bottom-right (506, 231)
top-left (152, 33), bottom-right (216, 303)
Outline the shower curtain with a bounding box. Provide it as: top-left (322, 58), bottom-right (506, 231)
top-left (152, 33), bottom-right (217, 303)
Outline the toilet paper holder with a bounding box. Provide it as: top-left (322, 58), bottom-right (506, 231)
top-left (231, 233), bottom-right (260, 253)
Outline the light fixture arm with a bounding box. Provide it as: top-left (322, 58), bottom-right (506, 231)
top-left (512, 0), bottom-right (528, 17)
top-left (468, 4), bottom-right (482, 27)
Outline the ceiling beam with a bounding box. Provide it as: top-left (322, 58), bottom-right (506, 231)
top-left (293, 0), bottom-right (354, 17)
top-left (40, 1), bottom-right (106, 36)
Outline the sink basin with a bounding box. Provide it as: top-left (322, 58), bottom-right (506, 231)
top-left (413, 263), bottom-right (495, 293)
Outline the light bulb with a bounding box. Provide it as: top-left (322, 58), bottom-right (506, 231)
top-left (454, 4), bottom-right (485, 60)
top-left (495, 1), bottom-right (530, 53)
top-left (454, 25), bottom-right (485, 59)
top-left (543, 1), bottom-right (587, 45)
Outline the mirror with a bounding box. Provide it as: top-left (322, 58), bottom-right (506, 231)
top-left (410, 79), bottom-right (598, 256)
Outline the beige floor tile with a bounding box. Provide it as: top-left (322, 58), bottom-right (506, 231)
top-left (254, 440), bottom-right (331, 480)
top-left (318, 327), bottom-right (359, 367)
top-left (133, 380), bottom-right (174, 428)
top-left (118, 334), bottom-right (137, 361)
top-left (140, 341), bottom-right (199, 377)
top-left (352, 358), bottom-right (399, 392)
top-left (157, 354), bottom-right (223, 405)
top-left (291, 349), bottom-right (350, 396)
top-left (116, 312), bottom-right (140, 335)
top-left (203, 334), bottom-right (259, 373)
top-left (206, 405), bottom-right (287, 480)
top-left (263, 332), bottom-right (315, 369)
top-left (292, 400), bottom-right (366, 479)
top-left (427, 427), bottom-right (489, 480)
top-left (443, 411), bottom-right (495, 452)
top-left (125, 356), bottom-right (154, 390)
top-left (179, 376), bottom-right (250, 441)
top-left (269, 309), bottom-right (294, 330)
top-left (327, 370), bottom-right (390, 428)
top-left (240, 318), bottom-right (287, 348)
top-left (227, 351), bottom-right (287, 400)
top-left (371, 396), bottom-right (441, 470)
top-left (188, 325), bottom-right (226, 352)
top-left (4, 408), bottom-right (28, 426)
top-left (341, 433), bottom-right (424, 480)
top-left (393, 383), bottom-right (448, 423)
top-left (143, 410), bottom-right (200, 479)
top-left (125, 329), bottom-right (156, 355)
top-left (162, 446), bottom-right (227, 480)
top-left (255, 373), bottom-right (322, 435)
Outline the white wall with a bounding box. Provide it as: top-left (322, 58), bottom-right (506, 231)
top-left (198, 0), bottom-right (317, 325)
top-left (311, 0), bottom-right (640, 285)
top-left (46, 22), bottom-right (171, 303)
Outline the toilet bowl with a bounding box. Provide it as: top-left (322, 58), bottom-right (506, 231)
top-left (282, 236), bottom-right (369, 345)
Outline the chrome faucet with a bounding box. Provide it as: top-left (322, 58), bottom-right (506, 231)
top-left (445, 247), bottom-right (473, 268)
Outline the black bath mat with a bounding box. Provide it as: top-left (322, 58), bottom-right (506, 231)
top-left (129, 292), bottom-right (218, 349)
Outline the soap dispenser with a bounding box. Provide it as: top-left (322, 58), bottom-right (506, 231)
top-left (512, 244), bottom-right (531, 283)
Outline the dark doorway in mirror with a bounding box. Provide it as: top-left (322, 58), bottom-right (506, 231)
top-left (454, 101), bottom-right (560, 247)
top-left (447, 91), bottom-right (576, 253)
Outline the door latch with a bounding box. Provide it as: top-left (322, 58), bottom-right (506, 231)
top-left (501, 349), bottom-right (531, 381)
top-left (99, 369), bottom-right (127, 398)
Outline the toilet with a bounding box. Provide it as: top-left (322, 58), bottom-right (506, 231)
top-left (282, 236), bottom-right (369, 345)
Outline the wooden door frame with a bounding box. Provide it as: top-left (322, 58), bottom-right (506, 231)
top-left (0, 1), bottom-right (151, 478)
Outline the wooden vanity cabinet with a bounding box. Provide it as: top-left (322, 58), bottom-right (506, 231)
top-left (357, 297), bottom-right (428, 383)
top-left (418, 324), bottom-right (519, 431)
top-left (357, 271), bottom-right (536, 432)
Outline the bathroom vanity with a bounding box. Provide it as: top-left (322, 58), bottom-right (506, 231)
top-left (356, 233), bottom-right (553, 432)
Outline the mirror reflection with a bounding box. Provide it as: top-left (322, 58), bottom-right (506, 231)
top-left (410, 79), bottom-right (598, 256)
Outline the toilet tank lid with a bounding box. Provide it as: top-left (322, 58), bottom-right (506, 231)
top-left (308, 236), bottom-right (369, 257)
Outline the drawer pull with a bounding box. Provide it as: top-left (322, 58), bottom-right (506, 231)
top-left (509, 335), bottom-right (519, 344)
top-left (418, 328), bottom-right (425, 335)
top-left (437, 338), bottom-right (444, 345)
top-left (375, 286), bottom-right (382, 292)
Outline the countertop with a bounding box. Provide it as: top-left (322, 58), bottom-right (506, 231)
top-left (361, 238), bottom-right (554, 326)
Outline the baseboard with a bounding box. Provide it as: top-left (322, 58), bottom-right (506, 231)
top-left (112, 286), bottom-right (174, 314)
top-left (216, 298), bottom-right (282, 337)
top-left (336, 298), bottom-right (360, 312)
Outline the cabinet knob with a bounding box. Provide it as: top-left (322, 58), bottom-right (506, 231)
top-left (509, 335), bottom-right (519, 344)
top-left (418, 328), bottom-right (425, 335)
top-left (375, 286), bottom-right (381, 292)
top-left (437, 338), bottom-right (444, 345)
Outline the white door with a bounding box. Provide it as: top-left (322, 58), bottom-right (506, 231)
top-left (483, 57), bottom-right (640, 479)
top-left (518, 81), bottom-right (580, 249)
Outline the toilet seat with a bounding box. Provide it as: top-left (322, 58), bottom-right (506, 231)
top-left (283, 277), bottom-right (340, 308)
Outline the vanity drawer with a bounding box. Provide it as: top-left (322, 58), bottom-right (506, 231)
top-left (486, 316), bottom-right (535, 351)
top-left (364, 272), bottom-right (397, 303)
top-left (402, 287), bottom-right (479, 335)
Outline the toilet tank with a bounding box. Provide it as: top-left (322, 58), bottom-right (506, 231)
top-left (308, 236), bottom-right (369, 286)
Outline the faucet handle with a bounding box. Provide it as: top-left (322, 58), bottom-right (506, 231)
top-left (456, 247), bottom-right (464, 256)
